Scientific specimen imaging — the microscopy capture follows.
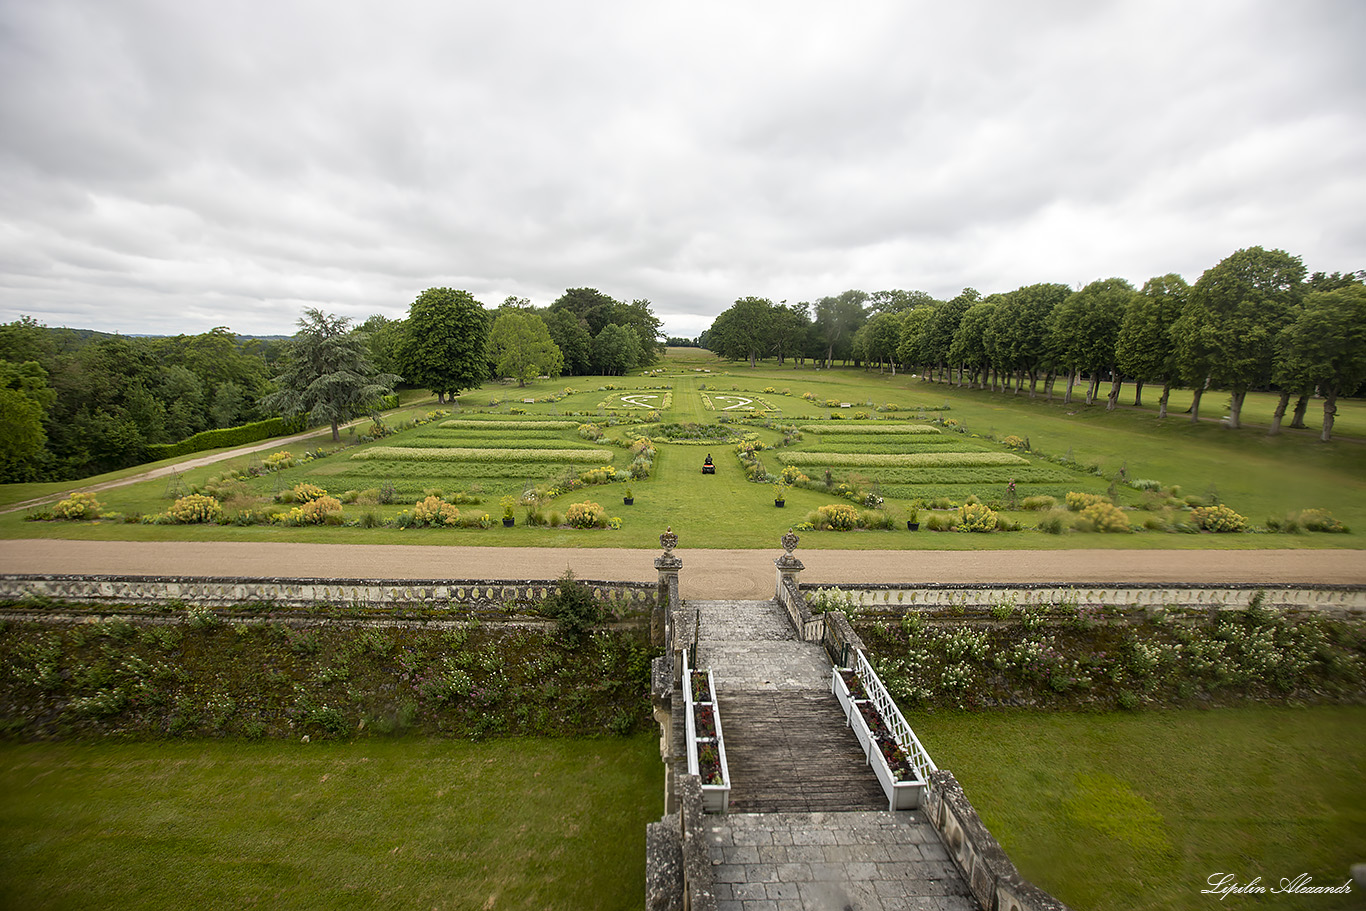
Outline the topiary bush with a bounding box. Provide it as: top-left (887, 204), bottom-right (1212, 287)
top-left (167, 494), bottom-right (224, 524)
top-left (1191, 504), bottom-right (1248, 533)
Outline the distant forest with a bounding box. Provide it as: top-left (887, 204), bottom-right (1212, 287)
top-left (0, 319), bottom-right (288, 481)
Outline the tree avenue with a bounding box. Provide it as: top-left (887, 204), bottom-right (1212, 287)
top-left (700, 247), bottom-right (1362, 441)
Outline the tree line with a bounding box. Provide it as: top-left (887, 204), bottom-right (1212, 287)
top-left (702, 248), bottom-right (1365, 441)
top-left (0, 287), bottom-right (664, 481)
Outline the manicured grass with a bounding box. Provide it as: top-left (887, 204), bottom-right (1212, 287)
top-left (3, 350), bottom-right (1362, 549)
top-left (0, 735), bottom-right (662, 911)
top-left (908, 706), bottom-right (1366, 911)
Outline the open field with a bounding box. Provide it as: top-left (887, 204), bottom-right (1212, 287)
top-left (910, 705), bottom-right (1366, 911)
top-left (2, 348), bottom-right (1362, 549)
top-left (0, 736), bottom-right (662, 911)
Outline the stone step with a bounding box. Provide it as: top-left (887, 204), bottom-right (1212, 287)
top-left (690, 599), bottom-right (795, 643)
top-left (718, 691), bottom-right (887, 814)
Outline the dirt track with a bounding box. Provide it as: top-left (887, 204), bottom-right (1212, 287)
top-left (1, 540), bottom-right (1360, 600)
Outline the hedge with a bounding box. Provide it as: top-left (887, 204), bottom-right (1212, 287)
top-left (798, 424), bottom-right (940, 435)
top-left (144, 416), bottom-right (307, 462)
top-left (349, 447), bottom-right (614, 463)
top-left (777, 451), bottom-right (1030, 468)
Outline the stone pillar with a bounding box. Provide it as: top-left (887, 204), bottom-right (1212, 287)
top-left (774, 528), bottom-right (804, 599)
top-left (653, 526), bottom-right (682, 648)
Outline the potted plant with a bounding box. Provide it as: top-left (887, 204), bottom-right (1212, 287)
top-left (500, 496), bottom-right (516, 527)
top-left (623, 487), bottom-right (634, 506)
top-left (907, 507), bottom-right (919, 531)
top-left (774, 481), bottom-right (786, 508)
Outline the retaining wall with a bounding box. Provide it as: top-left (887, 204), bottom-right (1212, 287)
top-left (802, 582), bottom-right (1366, 619)
top-left (0, 574), bottom-right (657, 618)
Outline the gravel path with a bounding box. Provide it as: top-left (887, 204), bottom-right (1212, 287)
top-left (1, 540), bottom-right (1360, 600)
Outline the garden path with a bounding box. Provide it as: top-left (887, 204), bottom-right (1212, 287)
top-left (1, 541), bottom-right (1361, 600)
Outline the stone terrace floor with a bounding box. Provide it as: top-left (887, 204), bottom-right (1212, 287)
top-left (705, 809), bottom-right (978, 911)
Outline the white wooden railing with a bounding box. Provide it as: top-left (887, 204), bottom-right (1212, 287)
top-left (853, 648), bottom-right (938, 788)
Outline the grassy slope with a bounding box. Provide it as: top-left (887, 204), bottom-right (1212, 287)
top-left (2, 349), bottom-right (1362, 549)
top-left (910, 706), bottom-right (1366, 911)
top-left (0, 736), bottom-right (662, 911)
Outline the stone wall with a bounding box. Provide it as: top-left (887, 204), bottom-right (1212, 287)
top-left (0, 573), bottom-right (657, 619)
top-left (925, 769), bottom-right (1073, 911)
top-left (802, 582), bottom-right (1366, 619)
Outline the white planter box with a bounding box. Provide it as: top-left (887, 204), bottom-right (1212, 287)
top-left (834, 667), bottom-right (926, 810)
top-left (685, 662), bottom-right (730, 813)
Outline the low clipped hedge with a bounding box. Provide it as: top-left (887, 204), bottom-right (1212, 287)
top-left (778, 451), bottom-right (1029, 468)
top-left (349, 447), bottom-right (614, 464)
top-left (144, 416), bottom-right (307, 462)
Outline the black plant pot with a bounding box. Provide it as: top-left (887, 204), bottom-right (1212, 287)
top-left (775, 500), bottom-right (785, 508)
top-left (623, 497), bottom-right (634, 505)
top-left (907, 521), bottom-right (920, 531)
top-left (503, 517), bottom-right (514, 527)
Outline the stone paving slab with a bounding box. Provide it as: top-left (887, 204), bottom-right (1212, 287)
top-left (706, 812), bottom-right (978, 911)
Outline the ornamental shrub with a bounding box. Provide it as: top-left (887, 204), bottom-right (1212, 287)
top-left (1297, 508), bottom-right (1348, 533)
top-left (815, 504), bottom-right (860, 531)
top-left (957, 502), bottom-right (998, 533)
top-left (52, 492), bottom-right (102, 520)
top-left (1065, 491), bottom-right (1109, 511)
top-left (1021, 495), bottom-right (1056, 511)
top-left (779, 465), bottom-right (809, 485)
top-left (1192, 505), bottom-right (1247, 533)
top-left (299, 496), bottom-right (343, 525)
top-left (412, 496), bottom-right (460, 527)
top-left (1002, 435), bottom-right (1026, 449)
top-left (1076, 502), bottom-right (1131, 533)
top-left (566, 501), bottom-right (606, 529)
top-left (264, 450), bottom-right (295, 471)
top-left (167, 494), bottom-right (224, 524)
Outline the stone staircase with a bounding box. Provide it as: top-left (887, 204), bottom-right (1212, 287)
top-left (691, 599), bottom-right (886, 814)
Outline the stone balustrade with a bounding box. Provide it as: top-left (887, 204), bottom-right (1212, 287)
top-left (0, 573), bottom-right (657, 618)
top-left (802, 582), bottom-right (1366, 619)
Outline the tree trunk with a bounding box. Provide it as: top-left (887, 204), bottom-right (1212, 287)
top-left (1133, 380), bottom-right (1143, 407)
top-left (1105, 370), bottom-right (1121, 411)
top-left (331, 419), bottom-right (341, 442)
top-left (1290, 394), bottom-right (1310, 429)
top-left (1063, 369), bottom-right (1076, 404)
top-left (1158, 381), bottom-right (1171, 419)
top-left (1084, 374), bottom-right (1099, 406)
top-left (1269, 390), bottom-right (1290, 435)
top-left (436, 392), bottom-right (446, 405)
top-left (1322, 389), bottom-right (1338, 442)
top-left (1044, 370), bottom-right (1055, 401)
top-left (1190, 385), bottom-right (1204, 422)
top-left (1228, 389), bottom-right (1246, 428)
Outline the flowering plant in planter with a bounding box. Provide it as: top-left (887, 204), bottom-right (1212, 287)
top-left (838, 668), bottom-right (869, 701)
top-left (694, 703), bottom-right (717, 739)
top-left (697, 741), bottom-right (724, 785)
top-left (691, 671), bottom-right (711, 701)
top-left (858, 700), bottom-right (892, 739)
top-left (876, 737), bottom-right (918, 782)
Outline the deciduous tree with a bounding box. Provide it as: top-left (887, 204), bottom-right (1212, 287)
top-left (489, 311), bottom-right (563, 386)
top-left (403, 288), bottom-right (489, 404)
top-left (1274, 286), bottom-right (1366, 441)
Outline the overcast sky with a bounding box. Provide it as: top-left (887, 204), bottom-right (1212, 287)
top-left (1, 1), bottom-right (1362, 341)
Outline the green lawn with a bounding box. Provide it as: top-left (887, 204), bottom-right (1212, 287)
top-left (909, 706), bottom-right (1366, 911)
top-left (0, 735), bottom-right (662, 911)
top-left (3, 349), bottom-right (1362, 549)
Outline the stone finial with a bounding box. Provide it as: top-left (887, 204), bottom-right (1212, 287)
top-left (781, 529), bottom-right (799, 555)
top-left (660, 526), bottom-right (678, 554)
